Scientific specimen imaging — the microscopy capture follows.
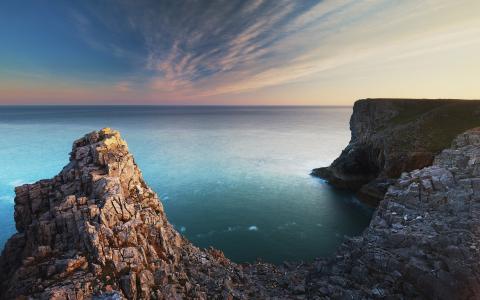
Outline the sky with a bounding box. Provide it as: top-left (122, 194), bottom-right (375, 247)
top-left (0, 0), bottom-right (479, 105)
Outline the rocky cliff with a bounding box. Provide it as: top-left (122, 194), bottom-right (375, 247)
top-left (0, 128), bottom-right (306, 299)
top-left (2, 127), bottom-right (480, 299)
top-left (312, 99), bottom-right (480, 205)
top-left (308, 128), bottom-right (480, 299)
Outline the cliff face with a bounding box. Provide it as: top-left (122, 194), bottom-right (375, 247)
top-left (312, 99), bottom-right (480, 205)
top-left (2, 127), bottom-right (480, 299)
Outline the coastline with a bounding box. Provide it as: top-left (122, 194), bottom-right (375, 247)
top-left (2, 99), bottom-right (480, 298)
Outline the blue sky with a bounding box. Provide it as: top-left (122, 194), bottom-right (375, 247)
top-left (1, 0), bottom-right (479, 105)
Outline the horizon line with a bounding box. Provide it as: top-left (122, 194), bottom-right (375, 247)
top-left (0, 103), bottom-right (354, 108)
top-left (1, 98), bottom-right (478, 107)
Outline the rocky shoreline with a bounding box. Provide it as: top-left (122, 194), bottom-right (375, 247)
top-left (2, 123), bottom-right (480, 299)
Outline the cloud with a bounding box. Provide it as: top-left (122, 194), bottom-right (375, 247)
top-left (177, 0), bottom-right (480, 98)
top-left (135, 1), bottom-right (303, 93)
top-left (115, 81), bottom-right (132, 92)
top-left (134, 1), bottom-right (474, 99)
top-left (5, 0), bottom-right (479, 104)
top-left (70, 1), bottom-right (321, 97)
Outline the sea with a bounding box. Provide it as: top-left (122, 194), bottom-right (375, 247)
top-left (0, 106), bottom-right (372, 264)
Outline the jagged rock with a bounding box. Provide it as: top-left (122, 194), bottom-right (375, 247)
top-left (312, 99), bottom-right (480, 205)
top-left (0, 128), bottom-right (186, 298)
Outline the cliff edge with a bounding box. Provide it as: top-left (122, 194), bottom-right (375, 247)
top-left (312, 98), bottom-right (480, 205)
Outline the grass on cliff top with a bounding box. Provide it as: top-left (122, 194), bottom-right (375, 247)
top-left (422, 103), bottom-right (480, 152)
top-left (387, 101), bottom-right (480, 153)
top-left (388, 101), bottom-right (453, 126)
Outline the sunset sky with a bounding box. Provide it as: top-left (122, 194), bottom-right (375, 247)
top-left (1, 0), bottom-right (479, 105)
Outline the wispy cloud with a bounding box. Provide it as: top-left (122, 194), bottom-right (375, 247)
top-left (114, 81), bottom-right (132, 92)
top-left (91, 0), bottom-right (479, 101)
top-left (69, 0), bottom-right (322, 98)
top-left (2, 0), bottom-right (480, 104)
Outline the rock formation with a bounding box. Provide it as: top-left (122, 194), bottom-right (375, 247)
top-left (0, 128), bottom-right (306, 299)
top-left (2, 126), bottom-right (480, 299)
top-left (312, 99), bottom-right (480, 205)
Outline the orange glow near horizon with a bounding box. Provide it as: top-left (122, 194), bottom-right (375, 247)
top-left (1, 1), bottom-right (479, 105)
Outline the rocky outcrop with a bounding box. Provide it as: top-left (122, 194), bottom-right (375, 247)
top-left (2, 126), bottom-right (480, 299)
top-left (0, 128), bottom-right (306, 299)
top-left (312, 99), bottom-right (480, 205)
top-left (307, 128), bottom-right (480, 299)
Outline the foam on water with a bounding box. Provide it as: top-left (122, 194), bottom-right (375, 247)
top-left (0, 196), bottom-right (13, 203)
top-left (8, 179), bottom-right (26, 187)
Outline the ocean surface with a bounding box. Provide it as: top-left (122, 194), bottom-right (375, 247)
top-left (0, 106), bottom-right (372, 264)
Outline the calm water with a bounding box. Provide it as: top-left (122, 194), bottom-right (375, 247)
top-left (0, 106), bottom-right (372, 264)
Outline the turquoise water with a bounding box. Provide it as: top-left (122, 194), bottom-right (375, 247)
top-left (0, 106), bottom-right (372, 264)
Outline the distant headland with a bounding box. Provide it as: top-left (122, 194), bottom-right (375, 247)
top-left (312, 98), bottom-right (480, 205)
